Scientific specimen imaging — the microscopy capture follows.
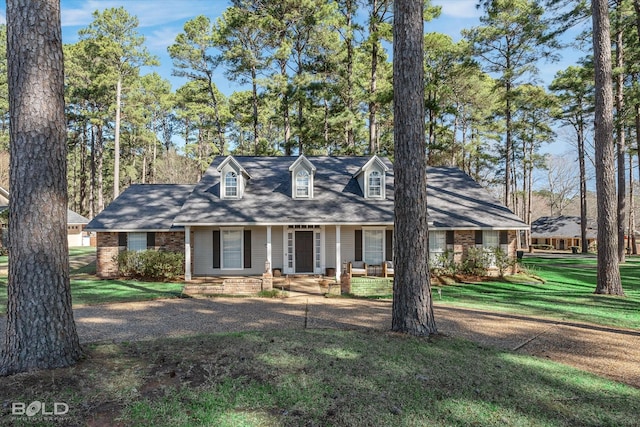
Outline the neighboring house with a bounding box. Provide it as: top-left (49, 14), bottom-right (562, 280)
top-left (67, 210), bottom-right (91, 247)
top-left (530, 216), bottom-right (597, 250)
top-left (86, 155), bottom-right (529, 280)
top-left (0, 186), bottom-right (91, 248)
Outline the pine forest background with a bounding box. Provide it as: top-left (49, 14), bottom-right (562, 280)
top-left (0, 0), bottom-right (639, 233)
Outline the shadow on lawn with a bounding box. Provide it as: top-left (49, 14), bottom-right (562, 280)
top-left (85, 329), bottom-right (640, 427)
top-left (438, 305), bottom-right (640, 337)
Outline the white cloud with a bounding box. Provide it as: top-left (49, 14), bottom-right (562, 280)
top-left (61, 0), bottom-right (225, 28)
top-left (433, 0), bottom-right (482, 19)
top-left (147, 27), bottom-right (183, 50)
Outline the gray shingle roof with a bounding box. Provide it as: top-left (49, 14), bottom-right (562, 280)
top-left (530, 216), bottom-right (597, 239)
top-left (0, 186), bottom-right (90, 225)
top-left (427, 167), bottom-right (528, 229)
top-left (173, 156), bottom-right (527, 229)
top-left (85, 184), bottom-right (195, 231)
top-left (174, 156), bottom-right (395, 225)
top-left (67, 210), bottom-right (90, 224)
top-left (85, 157), bottom-right (528, 231)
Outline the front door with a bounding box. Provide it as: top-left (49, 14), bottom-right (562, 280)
top-left (295, 231), bottom-right (314, 273)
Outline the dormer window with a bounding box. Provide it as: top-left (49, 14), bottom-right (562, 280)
top-left (368, 171), bottom-right (382, 197)
top-left (289, 155), bottom-right (316, 199)
top-left (225, 172), bottom-right (238, 197)
top-left (296, 170), bottom-right (310, 198)
top-left (217, 156), bottom-right (251, 200)
top-left (354, 155), bottom-right (389, 199)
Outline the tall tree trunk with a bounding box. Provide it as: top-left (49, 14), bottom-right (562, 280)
top-left (636, 93), bottom-right (640, 204)
top-left (526, 139), bottom-right (534, 248)
top-left (80, 123), bottom-right (87, 216)
top-left (205, 73), bottom-right (226, 155)
top-left (152, 139), bottom-right (157, 184)
top-left (280, 59), bottom-right (292, 155)
top-left (89, 124), bottom-right (96, 218)
top-left (578, 120), bottom-right (588, 253)
top-left (427, 96), bottom-right (436, 164)
top-left (141, 153), bottom-right (147, 184)
top-left (252, 66), bottom-right (260, 155)
top-left (71, 137), bottom-right (79, 212)
top-left (392, 0), bottom-right (437, 336)
top-left (628, 151), bottom-right (636, 254)
top-left (345, 0), bottom-right (355, 149)
top-left (2, 0), bottom-right (83, 376)
top-left (451, 108), bottom-right (458, 166)
top-left (505, 80), bottom-right (513, 209)
top-left (592, 0), bottom-right (624, 295)
top-left (614, 4), bottom-right (626, 262)
top-left (297, 92), bottom-right (304, 155)
top-left (114, 76), bottom-right (122, 198)
top-left (369, 0), bottom-right (379, 155)
top-left (324, 99), bottom-right (330, 147)
top-left (96, 124), bottom-right (105, 213)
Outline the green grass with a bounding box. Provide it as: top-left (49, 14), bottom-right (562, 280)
top-left (0, 248), bottom-right (185, 313)
top-left (1, 329), bottom-right (638, 426)
top-left (69, 279), bottom-right (184, 306)
top-left (3, 251), bottom-right (640, 330)
top-left (432, 255), bottom-right (640, 330)
top-left (0, 279), bottom-right (184, 314)
top-left (69, 246), bottom-right (97, 257)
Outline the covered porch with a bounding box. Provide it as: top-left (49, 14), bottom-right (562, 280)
top-left (183, 223), bottom-right (394, 282)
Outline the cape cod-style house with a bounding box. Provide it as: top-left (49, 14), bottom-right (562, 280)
top-left (86, 155), bottom-right (529, 280)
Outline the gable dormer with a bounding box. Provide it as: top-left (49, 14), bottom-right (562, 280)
top-left (289, 155), bottom-right (316, 199)
top-left (353, 155), bottom-right (389, 199)
top-left (216, 156), bottom-right (251, 199)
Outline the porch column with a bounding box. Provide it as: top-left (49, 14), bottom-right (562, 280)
top-left (266, 225), bottom-right (272, 273)
top-left (184, 226), bottom-right (192, 281)
top-left (335, 225), bottom-right (341, 281)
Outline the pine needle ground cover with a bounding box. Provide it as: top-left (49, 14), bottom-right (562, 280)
top-left (432, 255), bottom-right (640, 330)
top-left (1, 329), bottom-right (638, 427)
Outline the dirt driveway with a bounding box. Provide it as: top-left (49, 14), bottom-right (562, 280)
top-left (36, 293), bottom-right (636, 389)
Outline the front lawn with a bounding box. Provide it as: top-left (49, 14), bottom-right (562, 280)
top-left (1, 329), bottom-right (638, 426)
top-left (0, 247), bottom-right (185, 313)
top-left (432, 255), bottom-right (640, 330)
top-left (0, 279), bottom-right (184, 314)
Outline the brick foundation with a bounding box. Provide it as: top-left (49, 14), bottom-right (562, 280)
top-left (183, 278), bottom-right (267, 296)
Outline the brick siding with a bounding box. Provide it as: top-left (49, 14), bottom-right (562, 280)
top-left (95, 231), bottom-right (185, 278)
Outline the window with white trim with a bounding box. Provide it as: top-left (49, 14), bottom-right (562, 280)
top-left (287, 231), bottom-right (294, 269)
top-left (128, 232), bottom-right (147, 252)
top-left (315, 231), bottom-right (321, 270)
top-left (363, 229), bottom-right (384, 265)
top-left (428, 231), bottom-right (447, 266)
top-left (483, 231), bottom-right (500, 248)
top-left (368, 170), bottom-right (382, 197)
top-left (296, 170), bottom-right (310, 197)
top-left (483, 230), bottom-right (500, 266)
top-left (222, 229), bottom-right (243, 269)
top-left (225, 171), bottom-right (238, 198)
